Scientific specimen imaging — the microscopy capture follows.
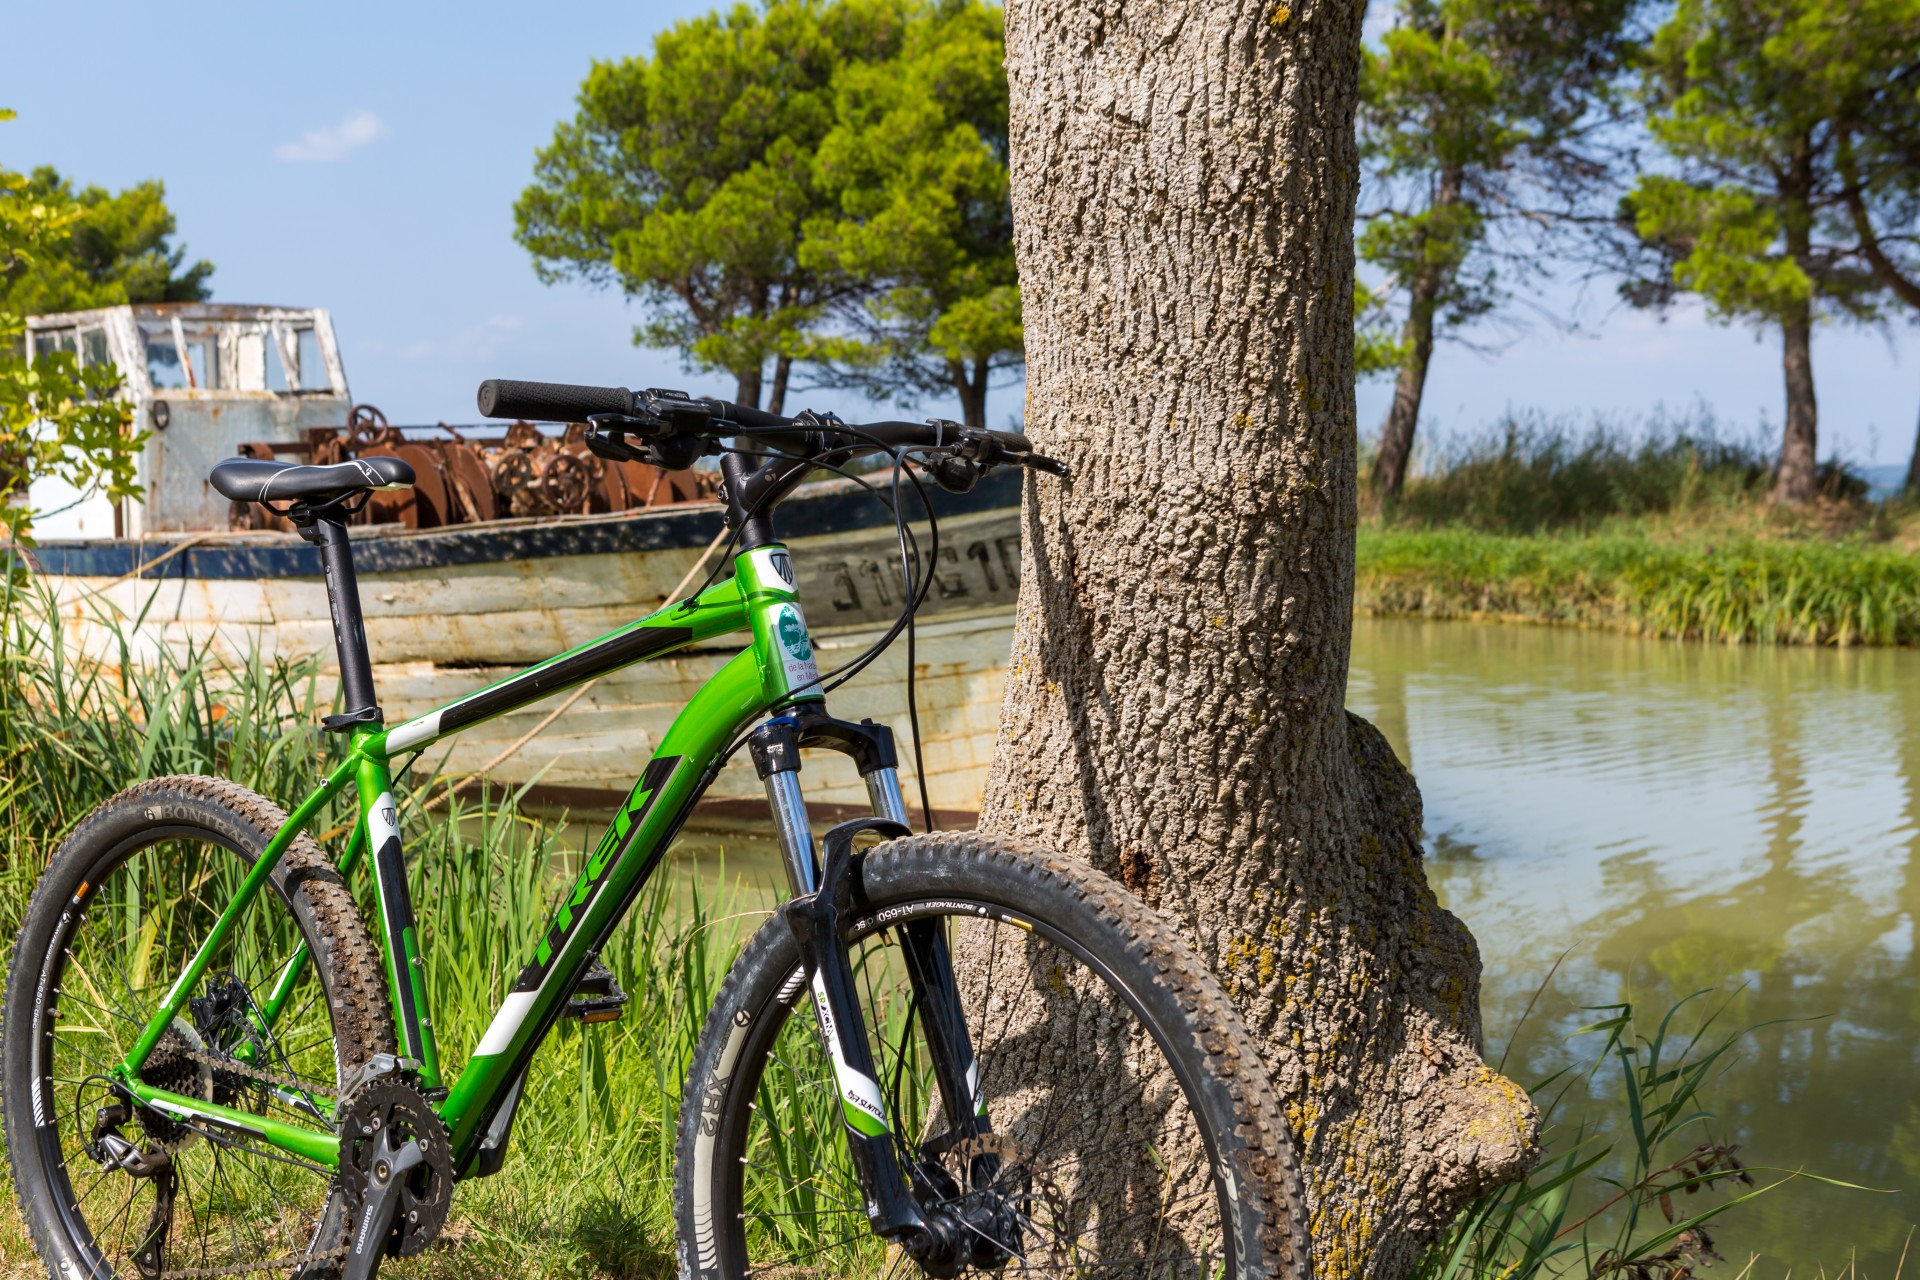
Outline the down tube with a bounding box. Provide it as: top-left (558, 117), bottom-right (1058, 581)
top-left (438, 646), bottom-right (770, 1158)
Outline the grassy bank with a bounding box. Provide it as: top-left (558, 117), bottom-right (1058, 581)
top-left (1360, 413), bottom-right (1920, 646)
top-left (0, 578), bottom-right (1823, 1276)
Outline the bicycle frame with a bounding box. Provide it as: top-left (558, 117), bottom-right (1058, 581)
top-left (108, 539), bottom-right (878, 1176)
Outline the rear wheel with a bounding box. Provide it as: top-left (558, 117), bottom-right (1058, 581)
top-left (674, 832), bottom-right (1310, 1280)
top-left (2, 777), bottom-right (395, 1279)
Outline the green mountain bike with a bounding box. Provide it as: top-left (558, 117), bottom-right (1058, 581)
top-left (2, 381), bottom-right (1309, 1280)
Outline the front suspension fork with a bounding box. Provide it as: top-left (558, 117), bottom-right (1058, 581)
top-left (749, 713), bottom-right (991, 1245)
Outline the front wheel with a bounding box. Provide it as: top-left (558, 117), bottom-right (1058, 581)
top-left (675, 832), bottom-right (1310, 1280)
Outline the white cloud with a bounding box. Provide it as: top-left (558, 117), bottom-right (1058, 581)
top-left (274, 110), bottom-right (388, 164)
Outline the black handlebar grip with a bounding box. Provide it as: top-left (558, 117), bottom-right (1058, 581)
top-left (476, 379), bottom-right (634, 422)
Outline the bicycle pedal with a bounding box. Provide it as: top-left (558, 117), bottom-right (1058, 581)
top-left (566, 959), bottom-right (628, 1024)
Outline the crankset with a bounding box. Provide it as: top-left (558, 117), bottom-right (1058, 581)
top-left (337, 1069), bottom-right (453, 1277)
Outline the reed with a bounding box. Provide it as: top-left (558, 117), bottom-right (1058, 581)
top-left (1381, 409), bottom-right (1861, 534)
top-left (1357, 528), bottom-right (1920, 646)
top-left (1414, 993), bottom-right (1864, 1280)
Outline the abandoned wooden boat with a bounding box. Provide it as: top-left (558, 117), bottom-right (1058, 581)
top-left (23, 303), bottom-right (1019, 820)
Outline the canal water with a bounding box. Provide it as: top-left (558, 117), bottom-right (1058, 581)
top-left (671, 615), bottom-right (1915, 1270)
top-left (1348, 616), bottom-right (1916, 1272)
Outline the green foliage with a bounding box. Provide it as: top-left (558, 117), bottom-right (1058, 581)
top-left (0, 166), bottom-right (212, 318)
top-left (1358, 0), bottom-right (1641, 360)
top-left (1622, 0), bottom-right (1920, 326)
top-left (1359, 526), bottom-right (1920, 646)
top-left (1414, 994), bottom-right (1862, 1280)
top-left (1355, 278), bottom-right (1410, 379)
top-left (515, 1), bottom-right (917, 406)
top-left (0, 111), bottom-right (141, 542)
top-left (799, 0), bottom-right (1019, 426)
top-left (517, 1), bottom-right (1018, 423)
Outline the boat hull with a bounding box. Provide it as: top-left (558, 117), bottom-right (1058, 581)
top-left (30, 474), bottom-right (1022, 820)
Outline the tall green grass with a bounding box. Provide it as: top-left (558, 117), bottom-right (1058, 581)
top-left (1357, 527), bottom-right (1920, 646)
top-left (1382, 410), bottom-right (1863, 534)
top-left (1356, 411), bottom-right (1915, 646)
top-left (1416, 993), bottom-right (1864, 1280)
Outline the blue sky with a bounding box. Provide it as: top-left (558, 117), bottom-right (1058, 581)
top-left (7, 0), bottom-right (1918, 467)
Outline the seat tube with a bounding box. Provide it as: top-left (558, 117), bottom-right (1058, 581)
top-left (305, 516), bottom-right (381, 721)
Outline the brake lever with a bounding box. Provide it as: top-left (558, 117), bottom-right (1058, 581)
top-left (1015, 453), bottom-right (1070, 479)
top-left (946, 425), bottom-right (1070, 481)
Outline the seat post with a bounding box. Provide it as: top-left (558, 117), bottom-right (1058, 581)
top-left (297, 511), bottom-right (382, 731)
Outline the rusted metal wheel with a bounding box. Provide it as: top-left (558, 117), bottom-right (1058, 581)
top-left (542, 450), bottom-right (592, 514)
top-left (491, 449), bottom-right (540, 516)
top-left (442, 442), bottom-right (496, 522)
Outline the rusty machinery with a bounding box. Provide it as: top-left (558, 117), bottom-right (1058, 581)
top-left (229, 405), bottom-right (715, 532)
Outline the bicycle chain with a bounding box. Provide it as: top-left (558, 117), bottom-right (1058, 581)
top-left (183, 1049), bottom-right (340, 1099)
top-left (147, 1054), bottom-right (346, 1275)
top-left (159, 1244), bottom-right (347, 1278)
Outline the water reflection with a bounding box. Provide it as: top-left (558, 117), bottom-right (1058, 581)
top-left (1348, 617), bottom-right (1918, 1271)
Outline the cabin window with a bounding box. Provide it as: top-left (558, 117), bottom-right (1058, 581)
top-left (32, 329), bottom-right (77, 359)
top-left (145, 331), bottom-right (218, 389)
top-left (264, 332), bottom-right (291, 391)
top-left (294, 328), bottom-right (329, 391)
top-left (147, 337), bottom-right (187, 388)
top-left (80, 328), bottom-right (109, 368)
top-left (188, 337), bottom-right (218, 388)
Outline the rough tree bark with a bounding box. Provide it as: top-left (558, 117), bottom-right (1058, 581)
top-left (983, 3), bottom-right (1540, 1276)
top-left (1368, 166), bottom-right (1462, 508)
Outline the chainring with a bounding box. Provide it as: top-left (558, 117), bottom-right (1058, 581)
top-left (337, 1080), bottom-right (454, 1258)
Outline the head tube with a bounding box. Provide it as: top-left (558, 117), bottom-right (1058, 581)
top-left (736, 544), bottom-right (825, 705)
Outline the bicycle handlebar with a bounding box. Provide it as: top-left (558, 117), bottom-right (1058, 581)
top-left (476, 379), bottom-right (636, 423)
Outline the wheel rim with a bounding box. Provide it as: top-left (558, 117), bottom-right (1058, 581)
top-left (717, 899), bottom-right (1235, 1280)
top-left (26, 828), bottom-right (349, 1278)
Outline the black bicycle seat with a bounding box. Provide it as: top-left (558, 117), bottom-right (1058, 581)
top-left (209, 456), bottom-right (415, 507)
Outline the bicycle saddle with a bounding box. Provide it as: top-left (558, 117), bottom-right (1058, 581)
top-left (209, 455), bottom-right (414, 506)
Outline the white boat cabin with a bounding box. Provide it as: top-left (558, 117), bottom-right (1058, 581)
top-left (26, 303), bottom-right (351, 538)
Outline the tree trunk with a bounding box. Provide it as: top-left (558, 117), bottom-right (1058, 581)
top-left (1907, 390), bottom-right (1920, 496)
top-left (1773, 150), bottom-right (1819, 506)
top-left (1773, 303), bottom-right (1819, 504)
top-left (956, 357), bottom-right (990, 429)
top-left (767, 354), bottom-right (792, 416)
top-left (732, 365), bottom-right (763, 410)
top-left (1368, 167), bottom-right (1461, 508)
top-left (987, 3), bottom-right (1538, 1276)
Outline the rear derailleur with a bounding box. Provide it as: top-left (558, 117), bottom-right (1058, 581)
top-left (87, 1100), bottom-right (176, 1278)
top-left (336, 1056), bottom-right (455, 1280)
